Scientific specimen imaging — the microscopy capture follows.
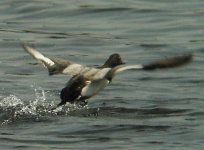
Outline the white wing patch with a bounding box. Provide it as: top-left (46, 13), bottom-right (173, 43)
top-left (23, 45), bottom-right (55, 67)
top-left (115, 65), bottom-right (143, 74)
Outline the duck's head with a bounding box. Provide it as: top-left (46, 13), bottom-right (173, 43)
top-left (101, 53), bottom-right (125, 68)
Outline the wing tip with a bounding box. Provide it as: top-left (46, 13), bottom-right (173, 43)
top-left (21, 42), bottom-right (32, 53)
top-left (143, 53), bottom-right (193, 70)
top-left (20, 42), bottom-right (26, 49)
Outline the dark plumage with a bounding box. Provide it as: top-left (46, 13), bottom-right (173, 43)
top-left (59, 75), bottom-right (87, 106)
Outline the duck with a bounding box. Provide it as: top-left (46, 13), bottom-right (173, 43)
top-left (22, 44), bottom-right (193, 107)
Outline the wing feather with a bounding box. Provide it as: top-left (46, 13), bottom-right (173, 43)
top-left (114, 54), bottom-right (193, 74)
top-left (22, 44), bottom-right (55, 67)
top-left (22, 44), bottom-right (98, 76)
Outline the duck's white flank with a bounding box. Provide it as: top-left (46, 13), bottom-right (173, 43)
top-left (81, 79), bottom-right (110, 98)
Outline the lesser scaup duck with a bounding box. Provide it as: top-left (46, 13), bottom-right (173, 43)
top-left (22, 44), bottom-right (193, 107)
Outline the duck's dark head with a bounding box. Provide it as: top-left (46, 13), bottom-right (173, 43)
top-left (101, 53), bottom-right (125, 68)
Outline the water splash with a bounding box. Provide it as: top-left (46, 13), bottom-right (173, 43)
top-left (0, 94), bottom-right (24, 126)
top-left (0, 94), bottom-right (23, 107)
top-left (31, 85), bottom-right (46, 105)
top-left (0, 85), bottom-right (86, 126)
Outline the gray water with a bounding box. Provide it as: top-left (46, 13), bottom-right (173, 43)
top-left (0, 0), bottom-right (204, 149)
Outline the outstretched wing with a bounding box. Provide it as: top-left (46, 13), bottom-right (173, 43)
top-left (114, 54), bottom-right (193, 74)
top-left (22, 44), bottom-right (55, 68)
top-left (22, 44), bottom-right (99, 76)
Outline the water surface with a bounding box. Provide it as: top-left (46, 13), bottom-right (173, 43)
top-left (0, 0), bottom-right (204, 149)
